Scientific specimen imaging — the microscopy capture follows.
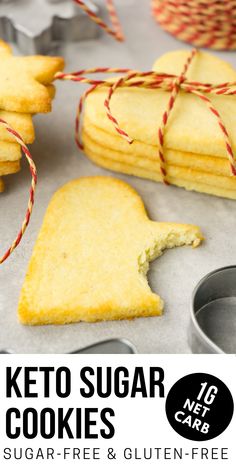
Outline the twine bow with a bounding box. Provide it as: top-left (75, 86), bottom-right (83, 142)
top-left (56, 48), bottom-right (236, 185)
top-left (2, 48), bottom-right (236, 264)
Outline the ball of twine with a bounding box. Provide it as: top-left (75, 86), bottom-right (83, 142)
top-left (152, 0), bottom-right (236, 50)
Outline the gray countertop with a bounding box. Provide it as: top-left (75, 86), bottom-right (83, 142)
top-left (0, 0), bottom-right (235, 353)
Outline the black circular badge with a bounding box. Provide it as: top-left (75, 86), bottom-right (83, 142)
top-left (165, 373), bottom-right (234, 441)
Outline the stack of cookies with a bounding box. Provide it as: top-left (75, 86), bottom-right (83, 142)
top-left (0, 40), bottom-right (64, 192)
top-left (82, 50), bottom-right (236, 199)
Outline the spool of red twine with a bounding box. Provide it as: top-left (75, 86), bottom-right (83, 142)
top-left (152, 0), bottom-right (236, 50)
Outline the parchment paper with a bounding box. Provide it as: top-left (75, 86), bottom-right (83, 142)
top-left (0, 0), bottom-right (235, 353)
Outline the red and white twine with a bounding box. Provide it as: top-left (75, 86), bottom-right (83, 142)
top-left (2, 49), bottom-right (236, 264)
top-left (74, 0), bottom-right (124, 42)
top-left (0, 119), bottom-right (37, 264)
top-left (0, 1), bottom-right (123, 264)
top-left (56, 48), bottom-right (236, 184)
top-left (152, 0), bottom-right (236, 50)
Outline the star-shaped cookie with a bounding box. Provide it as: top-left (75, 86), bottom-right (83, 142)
top-left (0, 39), bottom-right (64, 113)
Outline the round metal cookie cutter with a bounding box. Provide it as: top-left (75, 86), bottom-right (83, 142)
top-left (189, 266), bottom-right (236, 354)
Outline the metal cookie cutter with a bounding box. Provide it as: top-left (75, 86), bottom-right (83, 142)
top-left (189, 266), bottom-right (236, 354)
top-left (0, 338), bottom-right (137, 354)
top-left (0, 0), bottom-right (100, 54)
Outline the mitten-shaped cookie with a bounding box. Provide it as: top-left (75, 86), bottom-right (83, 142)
top-left (18, 176), bottom-right (203, 325)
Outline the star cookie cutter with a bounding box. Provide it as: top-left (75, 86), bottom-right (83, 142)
top-left (0, 0), bottom-right (100, 54)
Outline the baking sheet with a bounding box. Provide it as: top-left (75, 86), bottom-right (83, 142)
top-left (0, 0), bottom-right (235, 353)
